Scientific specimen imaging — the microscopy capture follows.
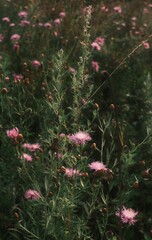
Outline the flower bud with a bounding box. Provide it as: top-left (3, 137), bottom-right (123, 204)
top-left (2, 88), bottom-right (8, 94)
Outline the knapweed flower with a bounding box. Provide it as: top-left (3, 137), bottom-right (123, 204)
top-left (13, 74), bottom-right (23, 83)
top-left (88, 161), bottom-right (107, 172)
top-left (116, 206), bottom-right (138, 225)
top-left (44, 22), bottom-right (52, 29)
top-left (54, 18), bottom-right (61, 25)
top-left (143, 41), bottom-right (150, 49)
top-left (91, 42), bottom-right (101, 51)
top-left (18, 11), bottom-right (28, 18)
top-left (21, 153), bottom-right (33, 162)
top-left (64, 168), bottom-right (80, 177)
top-left (95, 37), bottom-right (105, 46)
top-left (19, 20), bottom-right (30, 26)
top-left (113, 6), bottom-right (122, 13)
top-left (6, 127), bottom-right (19, 139)
top-left (2, 17), bottom-right (10, 23)
top-left (10, 34), bottom-right (21, 42)
top-left (22, 143), bottom-right (41, 152)
top-left (24, 189), bottom-right (41, 200)
top-left (31, 60), bottom-right (41, 69)
top-left (68, 131), bottom-right (91, 145)
top-left (91, 61), bottom-right (99, 72)
top-left (59, 11), bottom-right (66, 18)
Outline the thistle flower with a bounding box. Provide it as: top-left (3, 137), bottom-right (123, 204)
top-left (6, 127), bottom-right (19, 139)
top-left (10, 34), bottom-right (21, 42)
top-left (22, 143), bottom-right (41, 152)
top-left (116, 206), bottom-right (138, 225)
top-left (64, 168), bottom-right (80, 177)
top-left (24, 189), bottom-right (41, 200)
top-left (21, 153), bottom-right (33, 162)
top-left (68, 131), bottom-right (91, 145)
top-left (88, 161), bottom-right (107, 172)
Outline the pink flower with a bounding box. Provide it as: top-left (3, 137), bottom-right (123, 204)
top-left (44, 22), bottom-right (52, 29)
top-left (116, 206), bottom-right (138, 225)
top-left (113, 6), bottom-right (122, 13)
top-left (18, 11), bottom-right (28, 18)
top-left (64, 168), bottom-right (80, 177)
top-left (22, 143), bottom-right (41, 152)
top-left (91, 61), bottom-right (99, 72)
top-left (95, 37), bottom-right (105, 46)
top-left (59, 11), bottom-right (66, 18)
top-left (10, 34), bottom-right (21, 42)
top-left (13, 74), bottom-right (23, 83)
top-left (6, 127), bottom-right (19, 139)
top-left (19, 20), bottom-right (30, 26)
top-left (88, 161), bottom-right (107, 172)
top-left (24, 189), bottom-right (41, 200)
top-left (2, 17), bottom-right (10, 23)
top-left (91, 42), bottom-right (101, 51)
top-left (21, 153), bottom-right (33, 162)
top-left (31, 60), bottom-right (41, 69)
top-left (68, 131), bottom-right (91, 145)
top-left (54, 18), bottom-right (61, 25)
top-left (9, 23), bottom-right (15, 27)
top-left (143, 42), bottom-right (150, 49)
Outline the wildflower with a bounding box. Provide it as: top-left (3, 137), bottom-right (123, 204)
top-left (88, 161), bottom-right (107, 172)
top-left (19, 20), bottom-right (30, 26)
top-left (13, 74), bottom-right (23, 83)
top-left (10, 34), bottom-right (21, 42)
top-left (44, 22), bottom-right (52, 29)
top-left (113, 6), bottom-right (122, 13)
top-left (59, 11), bottom-right (66, 18)
top-left (54, 18), bottom-right (61, 25)
top-left (2, 17), bottom-right (10, 23)
top-left (91, 61), bottom-right (99, 72)
top-left (91, 42), bottom-right (101, 51)
top-left (116, 206), bottom-right (138, 225)
top-left (6, 127), bottom-right (19, 139)
top-left (21, 153), bottom-right (33, 162)
top-left (22, 143), bottom-right (41, 152)
top-left (9, 23), bottom-right (15, 27)
top-left (68, 131), bottom-right (91, 145)
top-left (31, 60), bottom-right (41, 69)
top-left (24, 189), bottom-right (41, 200)
top-left (64, 168), bottom-right (80, 177)
top-left (95, 37), bottom-right (105, 46)
top-left (18, 11), bottom-right (28, 18)
top-left (143, 42), bottom-right (150, 49)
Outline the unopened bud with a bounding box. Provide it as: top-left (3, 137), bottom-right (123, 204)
top-left (17, 133), bottom-right (24, 142)
top-left (133, 181), bottom-right (139, 189)
top-left (2, 88), bottom-right (8, 94)
top-left (109, 104), bottom-right (115, 110)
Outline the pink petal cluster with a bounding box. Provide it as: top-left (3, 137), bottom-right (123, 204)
top-left (116, 206), bottom-right (138, 225)
top-left (31, 60), bottom-right (41, 68)
top-left (18, 11), bottom-right (28, 18)
top-left (22, 153), bottom-right (33, 162)
top-left (91, 37), bottom-right (105, 51)
top-left (59, 11), bottom-right (66, 18)
top-left (6, 127), bottom-right (19, 139)
top-left (24, 189), bottom-right (41, 200)
top-left (13, 74), bottom-right (23, 83)
top-left (2, 17), bottom-right (10, 23)
top-left (88, 161), bottom-right (107, 172)
top-left (113, 6), bottom-right (122, 14)
top-left (54, 18), bottom-right (61, 26)
top-left (143, 41), bottom-right (150, 49)
top-left (22, 143), bottom-right (41, 152)
top-left (64, 168), bottom-right (80, 177)
top-left (68, 131), bottom-right (91, 145)
top-left (10, 34), bottom-right (21, 42)
top-left (91, 61), bottom-right (99, 72)
top-left (43, 22), bottom-right (52, 29)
